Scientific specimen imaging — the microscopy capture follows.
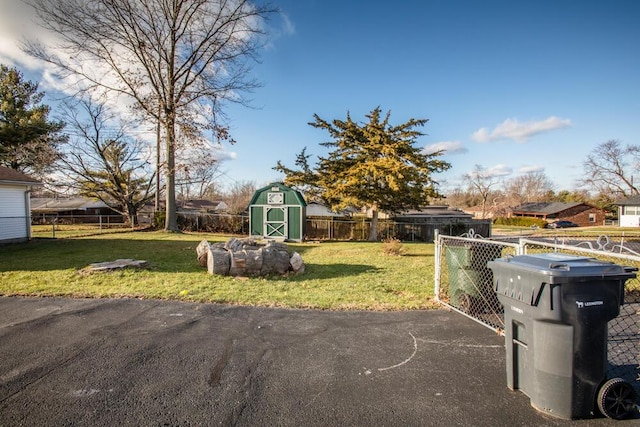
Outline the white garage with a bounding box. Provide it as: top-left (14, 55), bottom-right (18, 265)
top-left (0, 166), bottom-right (42, 244)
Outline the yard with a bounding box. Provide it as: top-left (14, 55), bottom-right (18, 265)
top-left (0, 230), bottom-right (437, 310)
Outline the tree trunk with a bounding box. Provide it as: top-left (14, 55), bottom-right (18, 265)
top-left (196, 240), bottom-right (210, 267)
top-left (126, 201), bottom-right (138, 227)
top-left (207, 246), bottom-right (231, 276)
top-left (164, 113), bottom-right (178, 232)
top-left (197, 239), bottom-right (303, 277)
top-left (368, 207), bottom-right (379, 241)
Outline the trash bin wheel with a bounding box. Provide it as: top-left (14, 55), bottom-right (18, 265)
top-left (597, 378), bottom-right (638, 420)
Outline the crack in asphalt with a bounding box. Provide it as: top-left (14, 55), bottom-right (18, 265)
top-left (209, 338), bottom-right (234, 387)
top-left (226, 347), bottom-right (270, 427)
top-left (0, 344), bottom-right (91, 405)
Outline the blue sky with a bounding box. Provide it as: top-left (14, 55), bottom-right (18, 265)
top-left (2, 0), bottom-right (639, 193)
top-left (226, 0), bottom-right (640, 192)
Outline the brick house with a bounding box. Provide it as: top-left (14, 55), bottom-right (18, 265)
top-left (510, 202), bottom-right (605, 227)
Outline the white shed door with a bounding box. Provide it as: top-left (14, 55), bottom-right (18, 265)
top-left (0, 185), bottom-right (28, 240)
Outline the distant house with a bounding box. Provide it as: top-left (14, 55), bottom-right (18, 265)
top-left (510, 202), bottom-right (604, 227)
top-left (0, 166), bottom-right (42, 243)
top-left (391, 206), bottom-right (491, 239)
top-left (306, 202), bottom-right (348, 218)
top-left (137, 199), bottom-right (229, 225)
top-left (31, 197), bottom-right (123, 224)
top-left (462, 204), bottom-right (510, 219)
top-left (392, 206), bottom-right (474, 222)
top-left (177, 199), bottom-right (228, 213)
top-left (305, 203), bottom-right (490, 241)
top-left (616, 195), bottom-right (640, 227)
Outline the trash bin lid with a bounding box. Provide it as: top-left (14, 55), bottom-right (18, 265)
top-left (488, 253), bottom-right (636, 282)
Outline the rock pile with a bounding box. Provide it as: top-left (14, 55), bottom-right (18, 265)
top-left (196, 237), bottom-right (305, 277)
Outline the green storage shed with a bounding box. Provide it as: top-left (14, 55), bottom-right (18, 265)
top-left (248, 182), bottom-right (307, 242)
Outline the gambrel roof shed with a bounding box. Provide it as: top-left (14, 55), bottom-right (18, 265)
top-left (248, 182), bottom-right (307, 242)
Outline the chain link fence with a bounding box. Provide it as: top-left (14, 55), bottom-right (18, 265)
top-left (306, 218), bottom-right (491, 241)
top-left (435, 230), bottom-right (640, 394)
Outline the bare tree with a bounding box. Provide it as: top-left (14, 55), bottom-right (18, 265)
top-left (57, 98), bottom-right (155, 225)
top-left (25, 0), bottom-right (276, 231)
top-left (463, 165), bottom-right (501, 219)
top-left (222, 180), bottom-right (256, 214)
top-left (175, 143), bottom-right (224, 200)
top-left (583, 140), bottom-right (640, 198)
top-left (443, 186), bottom-right (478, 210)
top-left (503, 171), bottom-right (554, 206)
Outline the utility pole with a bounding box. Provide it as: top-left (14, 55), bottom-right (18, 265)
top-left (155, 102), bottom-right (161, 212)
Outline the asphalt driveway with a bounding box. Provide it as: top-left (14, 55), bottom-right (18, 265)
top-left (0, 297), bottom-right (635, 426)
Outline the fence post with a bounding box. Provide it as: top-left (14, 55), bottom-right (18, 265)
top-left (433, 229), bottom-right (441, 302)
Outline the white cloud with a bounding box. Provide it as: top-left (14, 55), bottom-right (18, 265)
top-left (518, 165), bottom-right (545, 174)
top-left (471, 116), bottom-right (572, 143)
top-left (0, 0), bottom-right (50, 71)
top-left (214, 149), bottom-right (237, 162)
top-left (265, 11), bottom-right (295, 50)
top-left (280, 12), bottom-right (296, 36)
top-left (487, 164), bottom-right (513, 177)
top-left (465, 164), bottom-right (513, 180)
top-left (422, 140), bottom-right (467, 155)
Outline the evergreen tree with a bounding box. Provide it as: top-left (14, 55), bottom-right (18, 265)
top-left (276, 107), bottom-right (451, 241)
top-left (0, 64), bottom-right (65, 175)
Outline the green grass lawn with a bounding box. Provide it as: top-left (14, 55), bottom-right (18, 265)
top-left (0, 231), bottom-right (437, 310)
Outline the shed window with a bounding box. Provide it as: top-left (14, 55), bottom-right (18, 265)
top-left (589, 213), bottom-right (596, 223)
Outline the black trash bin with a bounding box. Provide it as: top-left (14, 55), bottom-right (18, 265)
top-left (445, 241), bottom-right (503, 313)
top-left (488, 253), bottom-right (637, 420)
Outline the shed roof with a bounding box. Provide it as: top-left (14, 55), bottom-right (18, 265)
top-left (249, 182), bottom-right (307, 206)
top-left (0, 166), bottom-right (42, 186)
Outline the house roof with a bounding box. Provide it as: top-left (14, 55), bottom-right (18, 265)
top-left (306, 202), bottom-right (345, 217)
top-left (178, 199), bottom-right (226, 212)
top-left (31, 197), bottom-right (110, 212)
top-left (616, 195), bottom-right (640, 206)
top-left (0, 166), bottom-right (42, 186)
top-left (395, 206), bottom-right (473, 218)
top-left (511, 202), bottom-right (588, 215)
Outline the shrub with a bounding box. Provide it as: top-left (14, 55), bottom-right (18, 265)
top-left (382, 237), bottom-right (405, 256)
top-left (153, 211), bottom-right (166, 229)
top-left (493, 216), bottom-right (547, 228)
